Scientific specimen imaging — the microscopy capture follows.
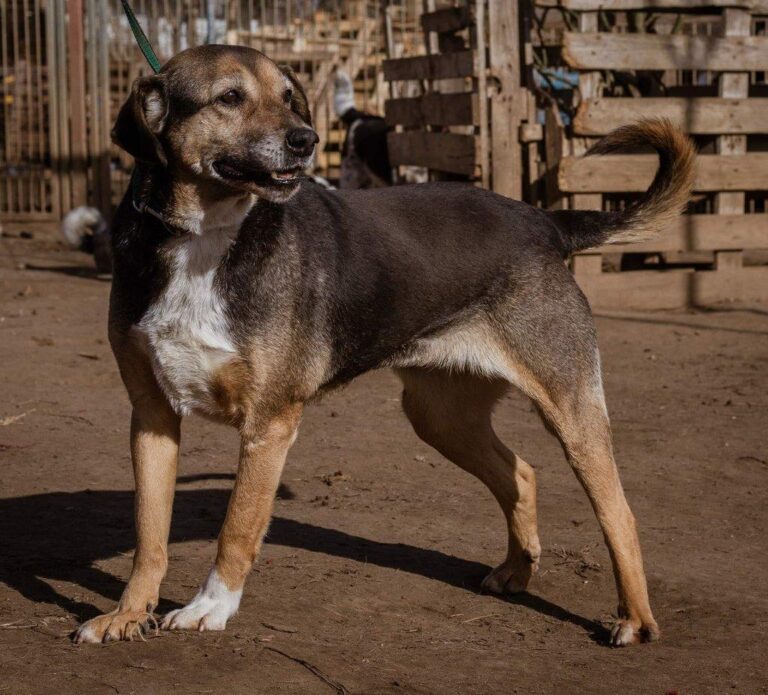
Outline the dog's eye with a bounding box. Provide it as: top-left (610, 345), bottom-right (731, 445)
top-left (283, 88), bottom-right (293, 104)
top-left (218, 89), bottom-right (242, 106)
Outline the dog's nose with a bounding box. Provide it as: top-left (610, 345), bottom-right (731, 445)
top-left (286, 128), bottom-right (319, 156)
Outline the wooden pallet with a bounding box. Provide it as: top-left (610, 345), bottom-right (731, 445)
top-left (382, 1), bottom-right (529, 198)
top-left (535, 0), bottom-right (768, 309)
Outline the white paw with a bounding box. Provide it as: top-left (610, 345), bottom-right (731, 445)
top-left (161, 568), bottom-right (242, 632)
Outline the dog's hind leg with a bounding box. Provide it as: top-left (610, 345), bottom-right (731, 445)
top-left (75, 360), bottom-right (181, 644)
top-left (397, 368), bottom-right (541, 594)
top-left (492, 279), bottom-right (659, 646)
top-left (161, 404), bottom-right (302, 633)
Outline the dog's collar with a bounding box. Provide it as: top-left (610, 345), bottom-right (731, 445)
top-left (130, 168), bottom-right (184, 236)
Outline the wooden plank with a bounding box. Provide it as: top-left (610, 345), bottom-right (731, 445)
top-left (590, 214), bottom-right (768, 253)
top-left (538, 0), bottom-right (768, 10)
top-left (475, 0), bottom-right (490, 189)
top-left (489, 0), bottom-right (523, 200)
top-left (715, 7), bottom-right (750, 234)
top-left (66, 0), bottom-right (88, 207)
top-left (574, 98), bottom-right (768, 136)
top-left (571, 12), bottom-right (602, 213)
top-left (382, 51), bottom-right (474, 81)
top-left (558, 153), bottom-right (768, 193)
top-left (387, 132), bottom-right (477, 176)
top-left (694, 266), bottom-right (768, 306)
top-left (575, 266), bottom-right (768, 310)
top-left (563, 33), bottom-right (768, 72)
top-left (384, 92), bottom-right (477, 127)
top-left (421, 6), bottom-right (472, 34)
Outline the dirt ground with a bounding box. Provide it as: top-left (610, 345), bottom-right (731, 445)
top-left (0, 236), bottom-right (766, 695)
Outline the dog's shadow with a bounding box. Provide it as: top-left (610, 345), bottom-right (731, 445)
top-left (0, 478), bottom-right (604, 641)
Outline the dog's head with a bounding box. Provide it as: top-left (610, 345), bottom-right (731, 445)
top-left (112, 45), bottom-right (318, 203)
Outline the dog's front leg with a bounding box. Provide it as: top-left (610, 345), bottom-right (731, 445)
top-left (162, 404), bottom-right (302, 633)
top-left (74, 397), bottom-right (180, 644)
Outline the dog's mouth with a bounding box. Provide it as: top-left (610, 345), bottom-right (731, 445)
top-left (212, 158), bottom-right (305, 188)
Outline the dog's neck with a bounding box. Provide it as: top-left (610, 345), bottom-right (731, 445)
top-left (135, 165), bottom-right (256, 236)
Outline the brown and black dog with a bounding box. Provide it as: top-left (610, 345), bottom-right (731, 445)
top-left (73, 44), bottom-right (695, 646)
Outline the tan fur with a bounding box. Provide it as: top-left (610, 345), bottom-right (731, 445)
top-left (75, 336), bottom-right (181, 643)
top-left (214, 404), bottom-right (302, 590)
top-left (75, 46), bottom-right (677, 646)
top-left (398, 370), bottom-right (541, 591)
top-left (496, 351), bottom-right (658, 644)
top-left (587, 118), bottom-right (696, 245)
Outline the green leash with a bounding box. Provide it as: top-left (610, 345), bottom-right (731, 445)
top-left (120, 0), bottom-right (162, 73)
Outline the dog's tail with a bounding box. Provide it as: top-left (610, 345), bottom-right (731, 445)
top-left (60, 206), bottom-right (107, 251)
top-left (548, 119), bottom-right (695, 255)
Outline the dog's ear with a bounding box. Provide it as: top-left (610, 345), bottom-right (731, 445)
top-left (280, 65), bottom-right (312, 127)
top-left (112, 75), bottom-right (169, 165)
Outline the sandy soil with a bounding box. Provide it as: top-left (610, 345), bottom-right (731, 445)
top-left (1, 237), bottom-right (767, 694)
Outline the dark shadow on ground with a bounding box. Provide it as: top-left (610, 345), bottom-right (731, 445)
top-left (0, 487), bottom-right (603, 641)
top-left (24, 264), bottom-right (111, 281)
top-left (595, 311), bottom-right (768, 336)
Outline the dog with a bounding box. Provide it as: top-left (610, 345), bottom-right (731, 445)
top-left (333, 69), bottom-right (392, 188)
top-left (72, 44), bottom-right (694, 646)
top-left (61, 206), bottom-right (113, 274)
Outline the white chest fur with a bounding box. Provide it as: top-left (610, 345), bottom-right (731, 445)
top-left (135, 229), bottom-right (238, 417)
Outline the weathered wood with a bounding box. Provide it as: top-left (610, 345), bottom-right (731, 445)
top-left (563, 32), bottom-right (768, 72)
top-left (575, 267), bottom-right (768, 310)
top-left (574, 98), bottom-right (768, 136)
top-left (473, 0), bottom-right (490, 188)
top-left (590, 214), bottom-right (768, 253)
top-left (716, 250), bottom-right (744, 270)
top-left (384, 92), bottom-right (477, 127)
top-left (538, 0), bottom-right (768, 10)
top-left (421, 6), bottom-right (472, 34)
top-left (573, 254), bottom-right (602, 275)
top-left (382, 51), bottom-right (474, 81)
top-left (544, 103), bottom-right (565, 209)
top-left (387, 131), bottom-right (477, 176)
top-left (715, 6), bottom-right (750, 246)
top-left (489, 0), bottom-right (523, 200)
top-left (66, 0), bottom-right (88, 207)
top-left (559, 153), bottom-right (768, 193)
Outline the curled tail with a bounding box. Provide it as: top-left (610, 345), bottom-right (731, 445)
top-left (549, 118), bottom-right (696, 255)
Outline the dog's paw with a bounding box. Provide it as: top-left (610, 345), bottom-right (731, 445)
top-left (73, 610), bottom-right (158, 644)
top-left (609, 618), bottom-right (660, 647)
top-left (161, 569), bottom-right (242, 632)
top-left (481, 552), bottom-right (539, 595)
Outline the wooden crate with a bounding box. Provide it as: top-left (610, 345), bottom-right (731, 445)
top-left (534, 0), bottom-right (768, 309)
top-left (382, 1), bottom-right (534, 199)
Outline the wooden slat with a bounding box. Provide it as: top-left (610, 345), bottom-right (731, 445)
top-left (489, 0), bottom-right (523, 200)
top-left (563, 33), bottom-right (768, 72)
top-left (575, 267), bottom-right (768, 310)
top-left (574, 98), bottom-right (768, 136)
top-left (558, 153), bottom-right (768, 193)
top-left (384, 92), bottom-right (477, 127)
top-left (382, 51), bottom-right (474, 81)
top-left (421, 6), bottom-right (472, 34)
top-left (387, 131), bottom-right (477, 176)
top-left (538, 0), bottom-right (768, 10)
top-left (591, 214), bottom-right (768, 253)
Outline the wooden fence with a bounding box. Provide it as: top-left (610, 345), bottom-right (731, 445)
top-left (535, 0), bottom-right (768, 309)
top-left (382, 1), bottom-right (535, 200)
top-left (3, 0), bottom-right (767, 309)
top-left (383, 0), bottom-right (768, 309)
top-left (0, 0), bottom-right (387, 229)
